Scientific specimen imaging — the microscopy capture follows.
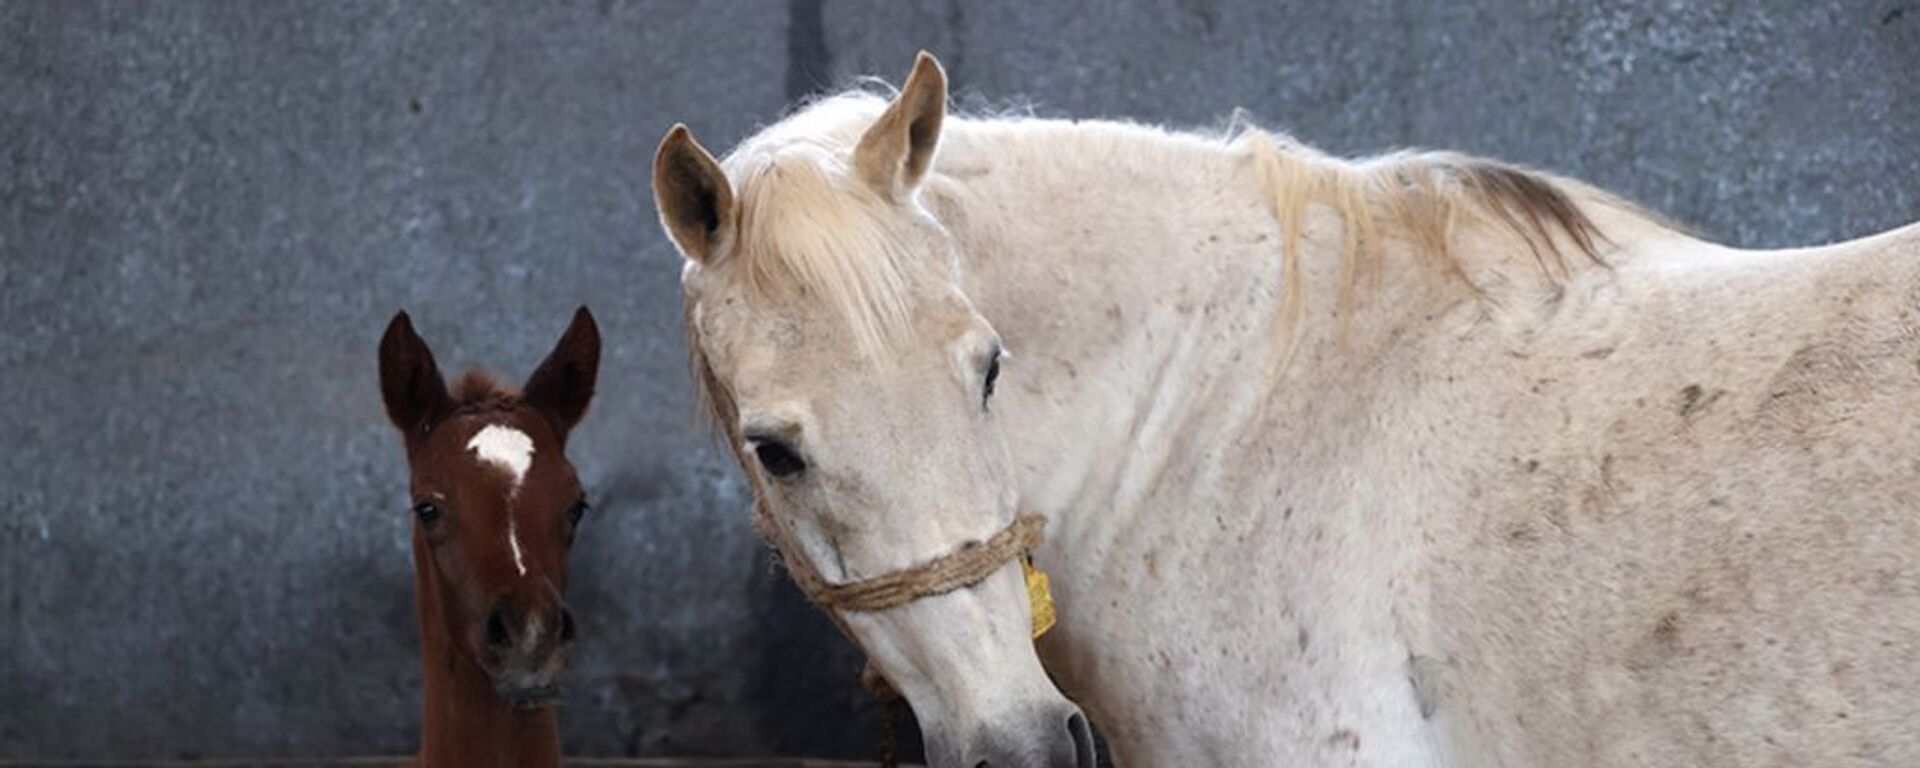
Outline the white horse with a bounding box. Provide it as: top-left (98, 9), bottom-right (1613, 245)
top-left (651, 52), bottom-right (1920, 768)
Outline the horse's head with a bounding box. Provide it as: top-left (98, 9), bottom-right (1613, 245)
top-left (656, 53), bottom-right (1093, 768)
top-left (378, 308), bottom-right (600, 710)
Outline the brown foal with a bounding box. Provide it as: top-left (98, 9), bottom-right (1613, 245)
top-left (378, 308), bottom-right (600, 768)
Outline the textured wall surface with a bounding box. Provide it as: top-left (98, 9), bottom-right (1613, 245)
top-left (2, 0), bottom-right (1915, 760)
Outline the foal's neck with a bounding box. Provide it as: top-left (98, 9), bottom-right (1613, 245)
top-left (414, 538), bottom-right (560, 768)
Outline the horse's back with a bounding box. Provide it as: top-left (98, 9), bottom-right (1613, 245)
top-left (1423, 217), bottom-right (1920, 767)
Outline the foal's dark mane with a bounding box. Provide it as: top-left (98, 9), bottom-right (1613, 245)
top-left (448, 370), bottom-right (524, 417)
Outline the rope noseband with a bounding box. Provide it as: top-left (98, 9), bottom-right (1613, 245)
top-left (807, 514), bottom-right (1047, 613)
top-left (752, 507), bottom-right (1054, 684)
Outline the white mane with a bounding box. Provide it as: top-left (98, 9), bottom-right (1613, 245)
top-left (710, 89), bottom-right (1633, 360)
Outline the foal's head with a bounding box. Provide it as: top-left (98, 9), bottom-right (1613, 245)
top-left (379, 308), bottom-right (600, 709)
top-left (657, 54), bottom-right (1093, 768)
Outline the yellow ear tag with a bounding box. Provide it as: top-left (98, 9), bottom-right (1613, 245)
top-left (1023, 557), bottom-right (1056, 639)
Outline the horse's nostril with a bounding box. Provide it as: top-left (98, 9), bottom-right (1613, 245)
top-left (1067, 712), bottom-right (1096, 768)
top-left (485, 609), bottom-right (512, 650)
top-left (973, 762), bottom-right (990, 768)
top-left (558, 608), bottom-right (576, 643)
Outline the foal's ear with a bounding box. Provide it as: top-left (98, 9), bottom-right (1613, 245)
top-left (523, 306), bottom-right (601, 441)
top-left (854, 51), bottom-right (948, 200)
top-left (379, 311), bottom-right (452, 436)
top-left (653, 124), bottom-right (735, 265)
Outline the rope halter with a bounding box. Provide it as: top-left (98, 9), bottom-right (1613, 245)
top-left (812, 514), bottom-right (1046, 612)
top-left (755, 508), bottom-right (1056, 638)
top-left (754, 506), bottom-right (1057, 714)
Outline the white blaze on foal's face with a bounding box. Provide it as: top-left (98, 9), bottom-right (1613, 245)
top-left (467, 423), bottom-right (535, 576)
top-left (467, 424), bottom-right (535, 486)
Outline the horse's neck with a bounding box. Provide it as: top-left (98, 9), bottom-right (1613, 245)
top-left (413, 541), bottom-right (560, 768)
top-left (933, 127), bottom-right (1443, 549)
top-left (929, 126), bottom-right (1551, 760)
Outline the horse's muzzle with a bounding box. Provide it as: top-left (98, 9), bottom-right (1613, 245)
top-left (495, 679), bottom-right (562, 711)
top-left (480, 597), bottom-right (575, 710)
top-left (961, 705), bottom-right (1096, 768)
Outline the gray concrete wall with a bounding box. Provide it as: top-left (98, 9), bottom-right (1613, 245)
top-left (2, 0), bottom-right (1914, 760)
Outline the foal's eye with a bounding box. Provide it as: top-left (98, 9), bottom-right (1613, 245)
top-left (751, 439), bottom-right (807, 479)
top-left (982, 348), bottom-right (1002, 408)
top-left (414, 501), bottom-right (443, 526)
top-left (568, 500), bottom-right (590, 525)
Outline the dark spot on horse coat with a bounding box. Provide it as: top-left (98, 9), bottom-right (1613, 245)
top-left (1327, 728), bottom-right (1361, 751)
top-left (1677, 383), bottom-right (1724, 421)
top-left (1757, 341), bottom-right (1875, 435)
top-left (1653, 611), bottom-right (1681, 645)
top-left (1678, 384), bottom-right (1703, 414)
top-left (1408, 654), bottom-right (1443, 719)
top-left (1627, 610), bottom-right (1687, 672)
top-left (1504, 522), bottom-right (1542, 544)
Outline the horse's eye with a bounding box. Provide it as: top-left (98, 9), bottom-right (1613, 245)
top-left (982, 348), bottom-right (1002, 408)
top-left (414, 501), bottom-right (443, 526)
top-left (751, 439), bottom-right (807, 479)
top-left (568, 500), bottom-right (590, 525)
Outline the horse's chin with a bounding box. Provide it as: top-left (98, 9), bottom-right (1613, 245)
top-left (494, 681), bottom-right (561, 711)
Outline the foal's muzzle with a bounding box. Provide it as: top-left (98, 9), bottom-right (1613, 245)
top-left (480, 595), bottom-right (576, 709)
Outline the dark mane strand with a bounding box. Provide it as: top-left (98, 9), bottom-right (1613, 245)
top-left (449, 370), bottom-right (522, 415)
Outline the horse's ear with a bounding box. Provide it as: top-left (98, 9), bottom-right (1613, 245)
top-left (653, 124), bottom-right (735, 265)
top-left (854, 51), bottom-right (948, 200)
top-left (379, 311), bottom-right (452, 437)
top-left (523, 306), bottom-right (600, 441)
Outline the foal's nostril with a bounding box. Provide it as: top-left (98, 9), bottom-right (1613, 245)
top-left (485, 609), bottom-right (513, 650)
top-left (558, 607), bottom-right (576, 643)
top-left (1066, 712), bottom-right (1096, 768)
